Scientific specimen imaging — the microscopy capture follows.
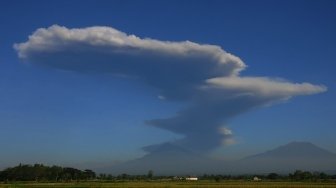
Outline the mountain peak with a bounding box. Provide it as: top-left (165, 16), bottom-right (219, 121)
top-left (237, 141), bottom-right (336, 174)
top-left (245, 141), bottom-right (336, 160)
top-left (285, 141), bottom-right (316, 147)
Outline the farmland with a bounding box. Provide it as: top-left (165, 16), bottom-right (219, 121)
top-left (1, 181), bottom-right (336, 188)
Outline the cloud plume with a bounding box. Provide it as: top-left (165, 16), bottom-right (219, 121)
top-left (14, 25), bottom-right (245, 100)
top-left (14, 25), bottom-right (327, 153)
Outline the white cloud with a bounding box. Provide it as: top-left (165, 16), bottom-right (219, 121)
top-left (219, 127), bottom-right (233, 136)
top-left (219, 127), bottom-right (236, 146)
top-left (14, 24), bottom-right (245, 73)
top-left (205, 76), bottom-right (327, 99)
top-left (14, 25), bottom-right (327, 153)
top-left (14, 25), bottom-right (247, 100)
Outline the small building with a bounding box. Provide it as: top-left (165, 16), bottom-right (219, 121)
top-left (173, 176), bottom-right (183, 180)
top-left (186, 177), bottom-right (198, 181)
top-left (253, 176), bottom-right (261, 181)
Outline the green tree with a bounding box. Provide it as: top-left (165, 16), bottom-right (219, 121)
top-left (83, 169), bottom-right (96, 179)
top-left (147, 170), bottom-right (153, 179)
top-left (267, 173), bottom-right (279, 180)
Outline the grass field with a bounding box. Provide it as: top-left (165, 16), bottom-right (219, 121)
top-left (1, 181), bottom-right (336, 188)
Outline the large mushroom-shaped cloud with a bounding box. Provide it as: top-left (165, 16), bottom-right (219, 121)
top-left (14, 25), bottom-right (327, 153)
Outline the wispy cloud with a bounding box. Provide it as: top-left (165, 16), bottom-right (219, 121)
top-left (14, 25), bottom-right (327, 153)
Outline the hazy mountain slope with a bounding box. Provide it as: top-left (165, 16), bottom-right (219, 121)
top-left (234, 142), bottom-right (336, 174)
top-left (97, 142), bottom-right (336, 175)
top-left (98, 143), bottom-right (216, 175)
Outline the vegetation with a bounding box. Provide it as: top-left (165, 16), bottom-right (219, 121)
top-left (199, 170), bottom-right (336, 182)
top-left (1, 181), bottom-right (336, 188)
top-left (0, 164), bottom-right (95, 182)
top-left (1, 164), bottom-right (336, 188)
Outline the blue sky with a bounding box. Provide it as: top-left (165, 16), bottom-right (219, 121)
top-left (0, 0), bottom-right (335, 169)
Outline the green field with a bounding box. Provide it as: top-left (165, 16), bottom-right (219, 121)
top-left (1, 181), bottom-right (336, 188)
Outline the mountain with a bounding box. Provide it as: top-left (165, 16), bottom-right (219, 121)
top-left (98, 143), bottom-right (216, 175)
top-left (97, 141), bottom-right (336, 175)
top-left (245, 142), bottom-right (336, 159)
top-left (235, 142), bottom-right (336, 174)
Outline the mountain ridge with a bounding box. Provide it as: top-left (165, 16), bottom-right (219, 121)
top-left (96, 141), bottom-right (336, 175)
top-left (243, 141), bottom-right (336, 160)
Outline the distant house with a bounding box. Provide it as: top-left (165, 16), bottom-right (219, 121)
top-left (186, 177), bottom-right (198, 181)
top-left (173, 176), bottom-right (183, 180)
top-left (253, 176), bottom-right (261, 181)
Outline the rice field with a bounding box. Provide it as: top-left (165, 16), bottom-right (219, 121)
top-left (1, 181), bottom-right (336, 188)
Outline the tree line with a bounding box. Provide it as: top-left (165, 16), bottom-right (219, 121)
top-left (199, 170), bottom-right (336, 182)
top-left (0, 164), bottom-right (95, 182)
top-left (1, 164), bottom-right (336, 182)
top-left (81, 170), bottom-right (336, 182)
top-left (95, 170), bottom-right (336, 182)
